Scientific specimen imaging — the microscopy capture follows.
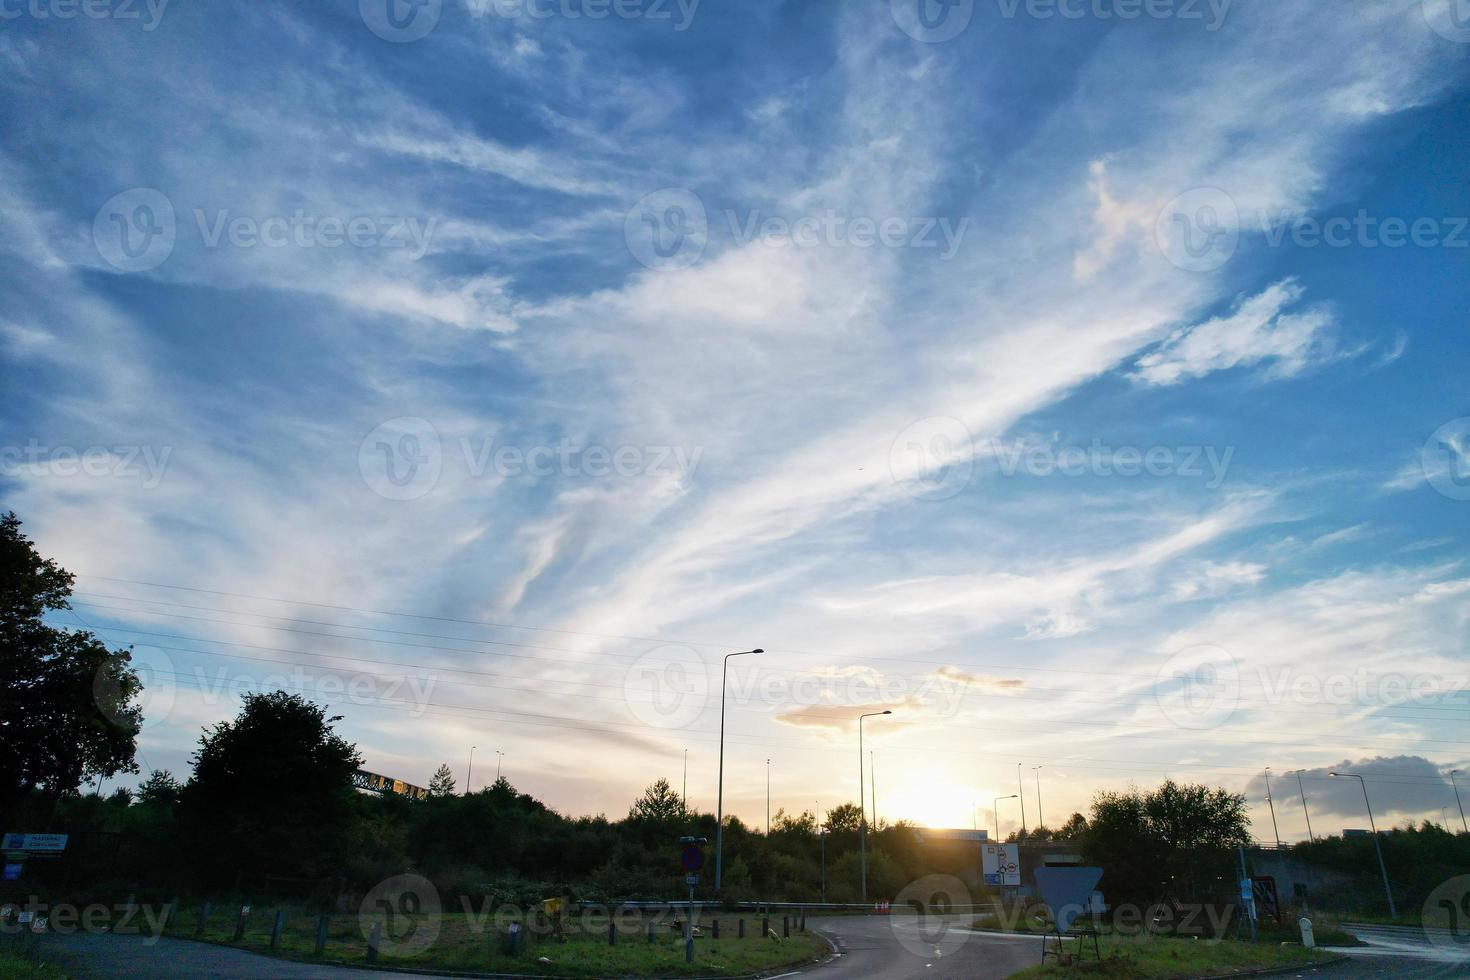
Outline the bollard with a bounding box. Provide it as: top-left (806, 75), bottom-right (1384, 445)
top-left (233, 905), bottom-right (249, 942)
top-left (647, 921), bottom-right (655, 944)
top-left (801, 911), bottom-right (807, 932)
top-left (367, 921), bottom-right (382, 963)
top-left (315, 913), bottom-right (329, 956)
top-left (762, 916), bottom-right (769, 938)
top-left (270, 910), bottom-right (285, 950)
top-left (609, 921), bottom-right (616, 946)
top-left (783, 915), bottom-right (789, 938)
top-left (1299, 917), bottom-right (1315, 949)
top-left (712, 919), bottom-right (720, 940)
top-left (196, 901), bottom-right (211, 937)
top-left (738, 918), bottom-right (745, 939)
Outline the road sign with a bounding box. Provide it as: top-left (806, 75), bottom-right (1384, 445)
top-left (1, 834), bottom-right (68, 854)
top-left (982, 843), bottom-right (1020, 886)
top-left (680, 844), bottom-right (705, 873)
top-left (1035, 866), bottom-right (1104, 936)
top-left (2, 865), bottom-right (20, 882)
top-left (685, 874), bottom-right (699, 886)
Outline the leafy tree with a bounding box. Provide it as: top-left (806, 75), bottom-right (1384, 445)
top-left (1083, 780), bottom-right (1249, 905)
top-left (628, 778), bottom-right (685, 823)
top-left (428, 763), bottom-right (457, 798)
top-left (180, 691), bottom-right (363, 887)
top-left (0, 512), bottom-right (141, 818)
top-left (136, 769), bottom-right (183, 807)
top-left (824, 801), bottom-right (862, 834)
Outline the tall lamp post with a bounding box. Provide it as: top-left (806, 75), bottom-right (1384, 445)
top-left (1331, 772), bottom-right (1396, 918)
top-left (465, 745), bottom-right (476, 796)
top-left (1451, 770), bottom-right (1468, 835)
top-left (1017, 763), bottom-right (1027, 836)
top-left (495, 749), bottom-right (505, 782)
top-left (1264, 767), bottom-right (1282, 848)
top-left (859, 709), bottom-right (892, 903)
top-left (715, 648), bottom-right (763, 891)
top-left (993, 794), bottom-right (1018, 842)
top-left (1032, 766), bottom-right (1044, 832)
top-left (766, 759), bottom-right (771, 835)
top-left (1293, 770), bottom-right (1315, 842)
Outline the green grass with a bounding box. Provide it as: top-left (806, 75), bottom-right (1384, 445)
top-left (1009, 934), bottom-right (1338, 978)
top-left (163, 905), bottom-right (830, 977)
top-left (0, 951), bottom-right (69, 980)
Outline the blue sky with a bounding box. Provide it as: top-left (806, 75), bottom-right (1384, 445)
top-left (2, 0), bottom-right (1469, 839)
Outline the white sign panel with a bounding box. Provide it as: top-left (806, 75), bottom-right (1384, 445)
top-left (982, 843), bottom-right (1020, 886)
top-left (2, 834), bottom-right (68, 853)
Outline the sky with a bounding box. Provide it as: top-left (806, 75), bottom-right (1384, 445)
top-left (2, 0), bottom-right (1469, 843)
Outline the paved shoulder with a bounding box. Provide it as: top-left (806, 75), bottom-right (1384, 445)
top-left (31, 932), bottom-right (444, 979)
top-left (805, 913), bottom-right (1038, 979)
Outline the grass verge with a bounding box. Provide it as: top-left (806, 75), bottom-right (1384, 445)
top-left (0, 951), bottom-right (69, 979)
top-left (1009, 934), bottom-right (1338, 978)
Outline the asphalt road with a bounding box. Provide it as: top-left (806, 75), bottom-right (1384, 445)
top-left (21, 932), bottom-right (431, 979)
top-left (804, 913), bottom-right (1040, 979)
top-left (1318, 923), bottom-right (1470, 978)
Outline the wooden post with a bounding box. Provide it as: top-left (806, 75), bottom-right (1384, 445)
top-left (738, 917), bottom-right (745, 939)
top-left (712, 919), bottom-right (720, 940)
top-left (783, 915), bottom-right (789, 938)
top-left (196, 902), bottom-right (210, 937)
top-left (608, 921), bottom-right (616, 946)
top-left (233, 906), bottom-right (249, 941)
top-left (315, 913), bottom-right (329, 956)
top-left (367, 921), bottom-right (382, 963)
top-left (646, 920), bottom-right (655, 943)
top-left (270, 910), bottom-right (285, 950)
top-left (762, 916), bottom-right (769, 938)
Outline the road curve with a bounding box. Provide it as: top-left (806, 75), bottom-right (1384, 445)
top-left (802, 913), bottom-right (1040, 979)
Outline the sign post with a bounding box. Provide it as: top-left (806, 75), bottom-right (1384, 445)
top-left (678, 836), bottom-right (706, 964)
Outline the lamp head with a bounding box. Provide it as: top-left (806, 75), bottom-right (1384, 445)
top-left (881, 709), bottom-right (892, 715)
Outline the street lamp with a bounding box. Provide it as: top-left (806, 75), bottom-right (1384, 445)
top-left (715, 648), bottom-right (763, 891)
top-left (1032, 766), bottom-right (1044, 832)
top-left (1451, 770), bottom-right (1468, 835)
top-left (495, 749), bottom-right (505, 782)
top-left (993, 794), bottom-right (1018, 843)
top-left (1017, 763), bottom-right (1027, 836)
top-left (1293, 770), bottom-right (1315, 842)
top-left (1264, 768), bottom-right (1282, 849)
top-left (465, 745), bottom-right (476, 796)
top-left (1331, 772), bottom-right (1396, 918)
top-left (766, 759), bottom-right (771, 835)
top-left (859, 709), bottom-right (892, 903)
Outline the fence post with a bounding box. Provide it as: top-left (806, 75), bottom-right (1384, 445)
top-left (608, 921), bottom-right (616, 946)
top-left (367, 921), bottom-right (382, 963)
top-left (762, 916), bottom-right (769, 939)
top-left (196, 901), bottom-right (210, 937)
top-left (738, 918), bottom-right (745, 939)
top-left (233, 905), bottom-right (249, 941)
top-left (783, 915), bottom-right (789, 938)
top-left (712, 919), bottom-right (720, 940)
top-left (315, 913), bottom-right (329, 956)
top-left (270, 910), bottom-right (285, 950)
top-left (646, 920), bottom-right (655, 943)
